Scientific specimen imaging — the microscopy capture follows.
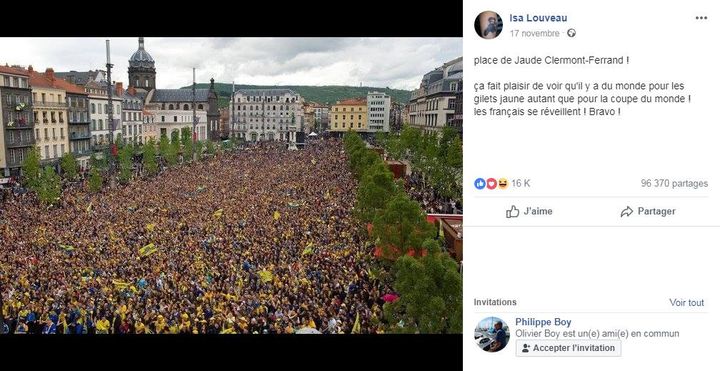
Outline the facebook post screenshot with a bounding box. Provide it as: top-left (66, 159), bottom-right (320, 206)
top-left (464, 0), bottom-right (717, 369)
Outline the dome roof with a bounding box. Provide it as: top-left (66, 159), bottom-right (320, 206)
top-left (129, 37), bottom-right (155, 67)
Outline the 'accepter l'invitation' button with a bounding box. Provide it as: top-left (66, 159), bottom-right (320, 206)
top-left (516, 340), bottom-right (622, 357)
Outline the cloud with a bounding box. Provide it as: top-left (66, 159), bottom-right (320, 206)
top-left (0, 37), bottom-right (461, 90)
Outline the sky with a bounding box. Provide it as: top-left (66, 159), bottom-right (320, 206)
top-left (0, 38), bottom-right (461, 91)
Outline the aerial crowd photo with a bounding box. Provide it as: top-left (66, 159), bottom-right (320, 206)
top-left (0, 37), bottom-right (463, 335)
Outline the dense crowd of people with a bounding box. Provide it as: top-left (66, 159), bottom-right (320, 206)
top-left (404, 173), bottom-right (462, 215)
top-left (0, 139), bottom-right (393, 334)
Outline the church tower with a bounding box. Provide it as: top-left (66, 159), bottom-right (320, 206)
top-left (128, 37), bottom-right (156, 92)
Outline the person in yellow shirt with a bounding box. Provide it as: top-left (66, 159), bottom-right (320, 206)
top-left (96, 316), bottom-right (111, 334)
top-left (134, 320), bottom-right (146, 334)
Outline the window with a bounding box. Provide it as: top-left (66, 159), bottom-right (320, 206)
top-left (184, 104), bottom-right (189, 110)
top-left (92, 119), bottom-right (96, 131)
top-left (3, 76), bottom-right (8, 86)
top-left (91, 103), bottom-right (96, 113)
top-left (59, 112), bottom-right (64, 123)
top-left (169, 104), bottom-right (174, 110)
top-left (99, 119), bottom-right (103, 131)
top-left (53, 145), bottom-right (57, 158)
top-left (41, 93), bottom-right (46, 103)
top-left (61, 144), bottom-right (65, 154)
top-left (198, 104), bottom-right (203, 110)
top-left (44, 128), bottom-right (48, 140)
top-left (52, 128), bottom-right (56, 139)
top-left (60, 128), bottom-right (64, 138)
top-left (45, 145), bottom-right (49, 159)
top-left (174, 116), bottom-right (177, 122)
top-left (36, 128), bottom-right (39, 139)
top-left (33, 92), bottom-right (37, 102)
top-left (58, 94), bottom-right (62, 103)
top-left (161, 116), bottom-right (165, 122)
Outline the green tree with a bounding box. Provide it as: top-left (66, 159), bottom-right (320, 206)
top-left (384, 239), bottom-right (462, 334)
top-left (88, 166), bottom-right (102, 192)
top-left (206, 140), bottom-right (216, 156)
top-left (356, 162), bottom-right (398, 223)
top-left (90, 153), bottom-right (108, 173)
top-left (21, 147), bottom-right (42, 190)
top-left (182, 128), bottom-right (193, 159)
top-left (160, 134), bottom-right (177, 166)
top-left (37, 165), bottom-right (62, 205)
top-left (371, 192), bottom-right (434, 257)
top-left (60, 151), bottom-right (78, 181)
top-left (118, 144), bottom-right (133, 184)
top-left (143, 138), bottom-right (158, 176)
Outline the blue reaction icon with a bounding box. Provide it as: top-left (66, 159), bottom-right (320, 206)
top-left (474, 177), bottom-right (486, 190)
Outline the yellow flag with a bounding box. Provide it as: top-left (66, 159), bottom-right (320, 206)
top-left (214, 209), bottom-right (224, 219)
top-left (59, 244), bottom-right (75, 252)
top-left (112, 280), bottom-right (130, 290)
top-left (86, 203), bottom-right (93, 213)
top-left (273, 211), bottom-right (280, 220)
top-left (258, 269), bottom-right (273, 283)
top-left (139, 243), bottom-right (158, 257)
top-left (352, 312), bottom-right (361, 334)
top-left (146, 223), bottom-right (156, 232)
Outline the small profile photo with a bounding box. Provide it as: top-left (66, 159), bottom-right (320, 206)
top-left (475, 11), bottom-right (503, 39)
top-left (475, 317), bottom-right (510, 352)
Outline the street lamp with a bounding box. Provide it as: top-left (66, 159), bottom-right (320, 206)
top-left (105, 40), bottom-right (116, 188)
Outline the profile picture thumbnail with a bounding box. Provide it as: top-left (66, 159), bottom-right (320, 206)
top-left (475, 11), bottom-right (503, 39)
top-left (475, 316), bottom-right (509, 352)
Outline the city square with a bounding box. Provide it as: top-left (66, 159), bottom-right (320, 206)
top-left (1, 37), bottom-right (462, 334)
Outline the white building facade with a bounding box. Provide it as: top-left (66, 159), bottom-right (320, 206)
top-left (408, 57), bottom-right (462, 134)
top-left (87, 81), bottom-right (122, 151)
top-left (120, 84), bottom-right (144, 145)
top-left (232, 89), bottom-right (304, 142)
top-left (366, 91), bottom-right (391, 132)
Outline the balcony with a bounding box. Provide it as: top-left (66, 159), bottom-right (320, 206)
top-left (92, 143), bottom-right (109, 151)
top-left (6, 139), bottom-right (34, 148)
top-left (33, 101), bottom-right (66, 108)
top-left (73, 149), bottom-right (93, 156)
top-left (70, 132), bottom-right (91, 140)
top-left (5, 120), bottom-right (34, 129)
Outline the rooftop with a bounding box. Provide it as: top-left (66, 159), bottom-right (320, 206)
top-left (335, 98), bottom-right (366, 105)
top-left (235, 88), bottom-right (297, 96)
top-left (151, 89), bottom-right (211, 103)
top-left (0, 65), bottom-right (29, 76)
top-left (28, 67), bottom-right (86, 94)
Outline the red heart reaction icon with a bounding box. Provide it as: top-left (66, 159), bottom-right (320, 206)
top-left (487, 178), bottom-right (497, 190)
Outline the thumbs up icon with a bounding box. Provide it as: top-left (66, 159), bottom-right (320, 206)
top-left (506, 205), bottom-right (520, 218)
